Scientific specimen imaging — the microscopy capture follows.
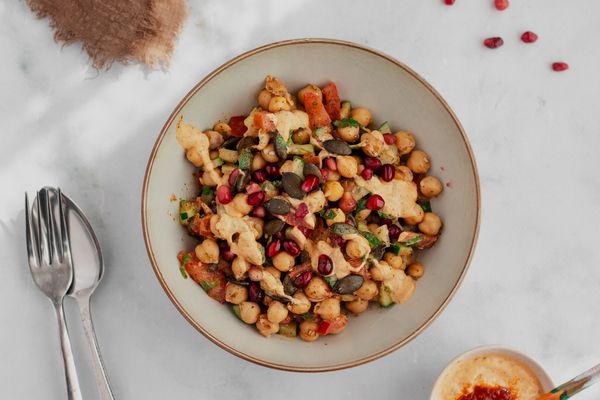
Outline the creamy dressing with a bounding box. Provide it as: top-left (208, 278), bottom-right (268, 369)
top-left (176, 118), bottom-right (223, 186)
top-left (273, 110), bottom-right (309, 142)
top-left (213, 213), bottom-right (264, 266)
top-left (371, 259), bottom-right (415, 304)
top-left (260, 272), bottom-right (297, 303)
top-left (354, 175), bottom-right (419, 218)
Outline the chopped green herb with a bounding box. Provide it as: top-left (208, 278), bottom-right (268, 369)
top-left (201, 186), bottom-right (213, 196)
top-left (333, 118), bottom-right (359, 128)
top-left (199, 280), bottom-right (217, 292)
top-left (272, 180), bottom-right (282, 188)
top-left (402, 235), bottom-right (423, 246)
top-left (418, 200), bottom-right (432, 213)
top-left (300, 313), bottom-right (313, 320)
top-left (355, 197), bottom-right (368, 213)
top-left (377, 211), bottom-right (395, 220)
top-left (324, 209), bottom-right (337, 220)
top-left (324, 276), bottom-right (338, 288)
top-left (360, 230), bottom-right (381, 247)
top-left (182, 254), bottom-right (192, 265)
top-left (389, 244), bottom-right (403, 255)
top-left (179, 265), bottom-right (188, 279)
top-left (179, 212), bottom-right (188, 221)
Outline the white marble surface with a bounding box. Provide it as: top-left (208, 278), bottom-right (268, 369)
top-left (1, 0), bottom-right (599, 398)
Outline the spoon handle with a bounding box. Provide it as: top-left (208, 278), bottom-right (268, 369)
top-left (78, 296), bottom-right (116, 400)
top-left (540, 363), bottom-right (600, 399)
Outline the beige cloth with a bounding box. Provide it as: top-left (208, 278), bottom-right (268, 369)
top-left (27, 0), bottom-right (188, 69)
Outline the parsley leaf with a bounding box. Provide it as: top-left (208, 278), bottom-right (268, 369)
top-left (333, 118), bottom-right (359, 128)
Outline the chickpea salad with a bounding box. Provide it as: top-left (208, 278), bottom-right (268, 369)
top-left (175, 75), bottom-right (444, 341)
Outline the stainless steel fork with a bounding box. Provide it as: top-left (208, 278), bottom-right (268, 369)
top-left (25, 188), bottom-right (83, 400)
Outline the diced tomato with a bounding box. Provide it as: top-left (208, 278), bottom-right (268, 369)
top-left (184, 255), bottom-right (226, 303)
top-left (324, 315), bottom-right (348, 335)
top-left (317, 321), bottom-right (331, 335)
top-left (321, 82), bottom-right (341, 120)
top-left (228, 115), bottom-right (248, 136)
top-left (253, 111), bottom-right (277, 131)
top-left (303, 92), bottom-right (331, 128)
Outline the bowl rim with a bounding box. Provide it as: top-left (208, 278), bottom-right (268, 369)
top-left (141, 38), bottom-right (481, 372)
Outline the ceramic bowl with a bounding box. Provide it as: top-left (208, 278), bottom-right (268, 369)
top-left (142, 38), bottom-right (480, 371)
top-left (430, 345), bottom-right (554, 399)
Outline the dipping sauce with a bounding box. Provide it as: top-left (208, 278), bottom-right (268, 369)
top-left (434, 354), bottom-right (544, 400)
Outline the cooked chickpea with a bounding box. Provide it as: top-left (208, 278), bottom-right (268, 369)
top-left (305, 276), bottom-right (332, 302)
top-left (200, 169), bottom-right (222, 187)
top-left (403, 204), bottom-right (425, 225)
top-left (267, 301), bottom-right (289, 324)
top-left (239, 301), bottom-right (260, 324)
top-left (420, 176), bottom-right (443, 198)
top-left (355, 280), bottom-right (378, 300)
top-left (272, 252), bottom-right (295, 272)
top-left (406, 263), bottom-right (425, 279)
top-left (204, 130), bottom-right (224, 150)
top-left (213, 122), bottom-right (232, 136)
top-left (232, 256), bottom-right (249, 280)
top-left (232, 193), bottom-right (253, 216)
top-left (256, 314), bottom-right (279, 337)
top-left (345, 298), bottom-right (369, 314)
top-left (384, 252), bottom-right (405, 270)
top-left (288, 292), bottom-right (311, 314)
top-left (394, 131), bottom-right (416, 155)
top-left (195, 238), bottom-right (219, 264)
top-left (314, 298), bottom-right (341, 321)
top-left (292, 128), bottom-right (311, 144)
top-left (261, 143), bottom-right (279, 163)
top-left (407, 150), bottom-right (431, 173)
top-left (326, 169), bottom-right (341, 181)
top-left (251, 153), bottom-right (267, 171)
top-left (337, 125), bottom-right (360, 142)
top-left (257, 89), bottom-right (272, 109)
top-left (264, 266), bottom-right (281, 280)
top-left (297, 84), bottom-right (322, 104)
top-left (268, 96), bottom-right (291, 112)
top-left (346, 238), bottom-right (369, 259)
top-left (225, 283), bottom-right (248, 305)
top-left (336, 156), bottom-right (358, 178)
top-left (418, 212), bottom-right (442, 235)
top-left (299, 320), bottom-right (319, 342)
top-left (361, 131), bottom-right (385, 157)
top-left (323, 181), bottom-right (344, 201)
top-left (325, 208), bottom-right (346, 226)
top-left (394, 165), bottom-right (413, 181)
top-left (305, 190), bottom-right (326, 213)
top-left (350, 107), bottom-right (372, 127)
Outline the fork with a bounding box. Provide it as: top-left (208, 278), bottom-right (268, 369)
top-left (25, 188), bottom-right (83, 400)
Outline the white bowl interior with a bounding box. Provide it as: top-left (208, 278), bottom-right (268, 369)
top-left (143, 40), bottom-right (479, 370)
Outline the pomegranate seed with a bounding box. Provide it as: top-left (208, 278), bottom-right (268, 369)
top-left (325, 157), bottom-right (337, 171)
top-left (283, 240), bottom-right (301, 256)
top-left (251, 205), bottom-right (266, 218)
top-left (265, 165), bottom-right (280, 178)
top-left (216, 185), bottom-right (233, 204)
top-left (483, 37), bottom-right (504, 49)
top-left (228, 168), bottom-right (241, 186)
top-left (222, 247), bottom-right (235, 262)
top-left (267, 239), bottom-right (282, 257)
top-left (339, 192), bottom-right (357, 213)
top-left (320, 168), bottom-right (329, 180)
top-left (494, 0), bottom-right (509, 11)
top-left (360, 168), bottom-right (373, 180)
top-left (521, 31), bottom-right (538, 43)
top-left (295, 203), bottom-right (309, 218)
top-left (251, 169), bottom-right (268, 183)
top-left (274, 230), bottom-right (285, 240)
top-left (388, 224), bottom-right (402, 241)
top-left (248, 282), bottom-right (264, 302)
top-left (383, 134), bottom-right (395, 145)
top-left (246, 191), bottom-right (265, 206)
top-left (364, 156), bottom-right (382, 171)
top-left (367, 194), bottom-right (385, 210)
top-left (331, 235), bottom-right (346, 248)
top-left (379, 164), bottom-right (395, 182)
top-left (444, 0), bottom-right (455, 5)
top-left (301, 175), bottom-right (320, 192)
top-left (246, 182), bottom-right (261, 194)
top-left (552, 62), bottom-right (569, 72)
top-left (297, 225), bottom-right (310, 237)
top-left (293, 271), bottom-right (313, 288)
top-left (317, 255), bottom-right (333, 275)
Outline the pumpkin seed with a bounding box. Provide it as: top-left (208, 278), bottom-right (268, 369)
top-left (303, 162), bottom-right (323, 182)
top-left (281, 172), bottom-right (304, 199)
top-left (227, 277), bottom-right (250, 286)
top-left (333, 275), bottom-right (364, 294)
top-left (282, 274), bottom-right (298, 296)
top-left (323, 139), bottom-right (352, 155)
top-left (265, 198), bottom-right (291, 215)
top-left (370, 244), bottom-right (387, 260)
top-left (274, 131), bottom-right (288, 159)
top-left (223, 136), bottom-right (241, 149)
top-left (236, 136), bottom-right (258, 151)
top-left (330, 223), bottom-right (359, 237)
top-left (264, 219), bottom-right (286, 236)
top-left (234, 171), bottom-right (251, 193)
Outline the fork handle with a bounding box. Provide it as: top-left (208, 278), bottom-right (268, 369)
top-left (53, 301), bottom-right (83, 400)
top-left (77, 296), bottom-right (115, 400)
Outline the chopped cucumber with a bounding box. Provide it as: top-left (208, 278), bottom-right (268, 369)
top-left (288, 144), bottom-right (315, 155)
top-left (231, 305), bottom-right (241, 320)
top-left (379, 286), bottom-right (394, 307)
top-left (218, 148), bottom-right (238, 163)
top-left (238, 148), bottom-right (253, 171)
top-left (278, 322), bottom-right (298, 338)
top-left (378, 121), bottom-right (392, 134)
top-left (360, 230), bottom-right (381, 247)
top-left (340, 101), bottom-right (351, 119)
top-left (179, 200), bottom-right (199, 226)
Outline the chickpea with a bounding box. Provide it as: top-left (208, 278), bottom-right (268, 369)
top-left (213, 122), bottom-right (232, 136)
top-left (346, 238), bottom-right (369, 259)
top-left (204, 130), bottom-right (224, 150)
top-left (288, 291), bottom-right (311, 314)
top-left (200, 169), bottom-right (222, 187)
top-left (345, 298), bottom-right (369, 314)
top-left (395, 131), bottom-right (416, 155)
top-left (323, 181), bottom-right (344, 201)
top-left (399, 246), bottom-right (413, 266)
top-left (256, 314), bottom-right (279, 337)
top-left (292, 128), bottom-right (311, 144)
top-left (297, 84), bottom-right (322, 104)
top-left (384, 252), bottom-right (405, 270)
top-left (350, 107), bottom-right (372, 127)
top-left (420, 176), bottom-right (444, 198)
top-left (268, 96), bottom-right (291, 113)
top-left (239, 301), bottom-right (260, 324)
top-left (355, 279), bottom-right (379, 300)
top-left (195, 238), bottom-right (219, 264)
top-left (406, 263), bottom-right (425, 280)
top-left (251, 153), bottom-right (267, 171)
top-left (272, 252), bottom-right (295, 272)
top-left (232, 193), bottom-right (253, 216)
top-left (326, 169), bottom-right (341, 182)
top-left (361, 131), bottom-right (385, 157)
top-left (370, 261), bottom-right (392, 281)
top-left (267, 301), bottom-right (289, 324)
top-left (257, 89), bottom-right (272, 109)
top-left (264, 266), bottom-right (281, 280)
top-left (261, 143), bottom-right (279, 163)
top-left (232, 257), bottom-right (249, 280)
top-left (299, 320), bottom-right (319, 342)
top-left (325, 208), bottom-right (346, 226)
top-left (225, 283), bottom-right (248, 305)
top-left (337, 125), bottom-right (360, 142)
top-left (394, 165), bottom-right (413, 182)
top-left (418, 212), bottom-right (442, 236)
top-left (403, 204), bottom-right (425, 225)
top-left (407, 150), bottom-right (431, 174)
top-left (305, 276), bottom-right (332, 302)
top-left (314, 298), bottom-right (341, 321)
top-left (336, 156), bottom-right (358, 178)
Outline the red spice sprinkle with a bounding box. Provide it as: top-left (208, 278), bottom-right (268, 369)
top-left (446, 181), bottom-right (453, 188)
top-left (494, 0), bottom-right (509, 11)
top-left (444, 0), bottom-right (455, 4)
top-left (521, 31), bottom-right (538, 43)
top-left (552, 62), bottom-right (569, 72)
top-left (483, 37), bottom-right (504, 49)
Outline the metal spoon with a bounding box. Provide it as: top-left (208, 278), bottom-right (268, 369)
top-left (538, 363), bottom-right (600, 399)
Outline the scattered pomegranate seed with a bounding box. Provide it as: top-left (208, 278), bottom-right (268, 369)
top-left (265, 165), bottom-right (280, 178)
top-left (320, 168), bottom-right (329, 180)
top-left (339, 192), bottom-right (357, 213)
top-left (246, 191), bottom-right (265, 206)
top-left (380, 218), bottom-right (392, 226)
top-left (245, 182), bottom-right (261, 194)
top-left (317, 255), bottom-right (334, 275)
top-left (297, 225), bottom-right (310, 237)
top-left (388, 224), bottom-right (402, 241)
top-left (552, 62), bottom-right (569, 72)
top-left (444, 0), bottom-right (455, 5)
top-left (301, 175), bottom-right (320, 192)
top-left (325, 157), bottom-right (337, 171)
top-left (216, 185), bottom-right (233, 204)
top-left (383, 134), bottom-right (396, 145)
top-left (494, 0), bottom-right (509, 11)
top-left (228, 168), bottom-right (241, 186)
top-left (251, 206), bottom-right (266, 218)
top-left (222, 245), bottom-right (235, 262)
top-left (366, 194), bottom-right (385, 210)
top-left (331, 234), bottom-right (346, 248)
top-left (248, 282), bottom-right (264, 302)
top-left (283, 240), bottom-right (301, 256)
top-left (293, 271), bottom-right (313, 288)
top-left (360, 168), bottom-right (373, 180)
top-left (521, 31), bottom-right (538, 43)
top-left (251, 169), bottom-right (268, 183)
top-left (379, 164), bottom-right (395, 182)
top-left (483, 37), bottom-right (504, 49)
top-left (446, 181), bottom-right (454, 188)
top-left (267, 239), bottom-right (282, 257)
top-left (364, 156), bottom-right (382, 171)
top-left (295, 203), bottom-right (309, 218)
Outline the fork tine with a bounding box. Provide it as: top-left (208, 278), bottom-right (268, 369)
top-left (37, 189), bottom-right (52, 264)
top-left (48, 188), bottom-right (63, 264)
top-left (25, 193), bottom-right (38, 268)
top-left (58, 189), bottom-right (72, 267)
